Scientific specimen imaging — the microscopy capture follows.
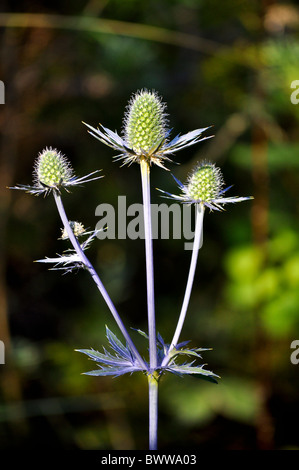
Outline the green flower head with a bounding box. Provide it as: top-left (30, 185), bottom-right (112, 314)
top-left (11, 147), bottom-right (102, 196)
top-left (84, 89), bottom-right (212, 169)
top-left (187, 162), bottom-right (224, 203)
top-left (34, 147), bottom-right (73, 189)
top-left (159, 161), bottom-right (253, 211)
top-left (123, 90), bottom-right (167, 159)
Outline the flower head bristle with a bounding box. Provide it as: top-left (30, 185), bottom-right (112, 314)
top-left (34, 147), bottom-right (73, 189)
top-left (124, 90), bottom-right (167, 157)
top-left (187, 162), bottom-right (224, 203)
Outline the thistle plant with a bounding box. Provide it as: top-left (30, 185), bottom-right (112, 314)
top-left (159, 161), bottom-right (253, 365)
top-left (12, 90), bottom-right (252, 450)
top-left (15, 147), bottom-right (101, 196)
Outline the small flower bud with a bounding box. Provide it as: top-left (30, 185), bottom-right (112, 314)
top-left (60, 221), bottom-right (86, 240)
top-left (124, 90), bottom-right (167, 155)
top-left (34, 147), bottom-right (73, 188)
top-left (187, 162), bottom-right (224, 203)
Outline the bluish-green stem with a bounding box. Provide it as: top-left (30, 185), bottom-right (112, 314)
top-left (148, 373), bottom-right (159, 450)
top-left (140, 159), bottom-right (159, 450)
top-left (140, 159), bottom-right (158, 371)
top-left (53, 191), bottom-right (146, 371)
top-left (162, 203), bottom-right (205, 367)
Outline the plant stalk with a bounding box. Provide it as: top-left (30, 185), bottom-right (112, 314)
top-left (140, 159), bottom-right (157, 371)
top-left (53, 191), bottom-right (146, 370)
top-left (162, 203), bottom-right (204, 366)
top-left (148, 373), bottom-right (159, 450)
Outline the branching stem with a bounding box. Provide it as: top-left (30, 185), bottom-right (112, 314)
top-left (53, 191), bottom-right (146, 370)
top-left (148, 374), bottom-right (159, 450)
top-left (162, 203), bottom-right (205, 366)
top-left (140, 159), bottom-right (157, 372)
top-left (139, 159), bottom-right (159, 450)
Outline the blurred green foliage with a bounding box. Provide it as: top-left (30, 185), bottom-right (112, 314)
top-left (1, 0), bottom-right (299, 450)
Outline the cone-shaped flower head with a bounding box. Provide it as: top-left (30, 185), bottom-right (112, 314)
top-left (124, 90), bottom-right (167, 159)
top-left (159, 161), bottom-right (253, 211)
top-left (34, 148), bottom-right (73, 189)
top-left (84, 89), bottom-right (212, 169)
top-left (11, 147), bottom-right (102, 196)
top-left (187, 163), bottom-right (224, 203)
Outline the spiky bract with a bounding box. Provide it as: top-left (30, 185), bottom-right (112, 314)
top-left (11, 147), bottom-right (102, 196)
top-left (158, 160), bottom-right (253, 211)
top-left (84, 89), bottom-right (212, 169)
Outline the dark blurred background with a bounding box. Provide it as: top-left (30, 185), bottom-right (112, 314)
top-left (1, 0), bottom-right (299, 451)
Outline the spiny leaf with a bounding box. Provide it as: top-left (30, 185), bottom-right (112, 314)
top-left (166, 363), bottom-right (219, 383)
top-left (83, 365), bottom-right (139, 377)
top-left (76, 327), bottom-right (146, 378)
top-left (105, 326), bottom-right (134, 361)
top-left (75, 348), bottom-right (132, 366)
top-left (133, 328), bottom-right (149, 339)
top-left (168, 347), bottom-right (212, 361)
